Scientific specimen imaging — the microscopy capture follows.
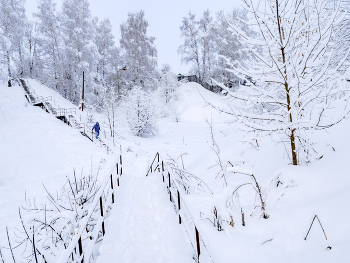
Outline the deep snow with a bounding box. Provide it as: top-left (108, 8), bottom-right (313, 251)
top-left (1, 80), bottom-right (349, 262)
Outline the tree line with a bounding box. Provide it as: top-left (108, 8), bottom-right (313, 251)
top-left (0, 0), bottom-right (157, 109)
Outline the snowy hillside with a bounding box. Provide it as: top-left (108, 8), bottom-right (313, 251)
top-left (1, 80), bottom-right (349, 263)
top-left (0, 80), bottom-right (114, 261)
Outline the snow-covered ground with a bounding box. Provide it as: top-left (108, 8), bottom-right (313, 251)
top-left (1, 80), bottom-right (349, 262)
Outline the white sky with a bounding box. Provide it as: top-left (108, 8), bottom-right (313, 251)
top-left (24, 0), bottom-right (241, 75)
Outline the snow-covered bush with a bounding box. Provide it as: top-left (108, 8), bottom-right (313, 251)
top-left (125, 86), bottom-right (158, 137)
top-left (12, 169), bottom-right (110, 263)
top-left (157, 65), bottom-right (180, 120)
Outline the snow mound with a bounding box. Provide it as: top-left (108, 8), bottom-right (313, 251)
top-left (175, 82), bottom-right (228, 122)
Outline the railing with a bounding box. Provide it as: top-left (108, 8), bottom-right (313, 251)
top-left (36, 96), bottom-right (52, 104)
top-left (56, 155), bottom-right (123, 263)
top-left (147, 152), bottom-right (215, 263)
top-left (19, 79), bottom-right (112, 154)
top-left (53, 108), bottom-right (77, 116)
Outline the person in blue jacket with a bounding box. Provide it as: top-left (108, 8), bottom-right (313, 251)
top-left (92, 122), bottom-right (100, 139)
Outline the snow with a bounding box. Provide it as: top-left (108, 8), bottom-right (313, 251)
top-left (0, 81), bottom-right (112, 260)
top-left (1, 80), bottom-right (350, 262)
top-left (95, 166), bottom-right (193, 263)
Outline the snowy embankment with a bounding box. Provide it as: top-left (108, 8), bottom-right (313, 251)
top-left (101, 82), bottom-right (350, 262)
top-left (158, 82), bottom-right (350, 263)
top-left (0, 81), bottom-right (113, 261)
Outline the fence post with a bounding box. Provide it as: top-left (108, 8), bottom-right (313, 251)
top-left (100, 197), bottom-right (105, 236)
top-left (117, 177), bottom-right (119, 186)
top-left (162, 161), bottom-right (164, 172)
top-left (177, 191), bottom-right (181, 224)
top-left (116, 163), bottom-right (119, 175)
top-left (195, 227), bottom-right (200, 261)
top-left (111, 174), bottom-right (114, 204)
top-left (78, 237), bottom-right (83, 263)
top-left (169, 173), bottom-right (172, 202)
top-left (120, 155), bottom-right (123, 176)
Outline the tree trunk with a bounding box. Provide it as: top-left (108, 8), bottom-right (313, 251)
top-left (7, 50), bottom-right (11, 87)
top-left (276, 0), bottom-right (298, 165)
top-left (290, 129), bottom-right (297, 165)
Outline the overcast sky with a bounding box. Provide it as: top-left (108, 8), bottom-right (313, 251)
top-left (24, 0), bottom-right (241, 75)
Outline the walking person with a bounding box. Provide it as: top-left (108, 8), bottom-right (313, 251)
top-left (92, 122), bottom-right (100, 139)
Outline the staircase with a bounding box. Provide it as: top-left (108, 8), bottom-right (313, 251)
top-left (19, 79), bottom-right (113, 154)
top-left (19, 79), bottom-right (36, 104)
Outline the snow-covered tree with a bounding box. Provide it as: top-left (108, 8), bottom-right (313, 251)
top-left (61, 0), bottom-right (98, 103)
top-left (34, 0), bottom-right (62, 87)
top-left (178, 11), bottom-right (202, 81)
top-left (120, 10), bottom-right (158, 89)
top-left (215, 0), bottom-right (350, 165)
top-left (125, 86), bottom-right (158, 137)
top-left (212, 9), bottom-right (251, 88)
top-left (0, 0), bottom-right (26, 86)
top-left (158, 64), bottom-right (179, 104)
top-left (199, 10), bottom-right (216, 84)
top-left (94, 17), bottom-right (115, 86)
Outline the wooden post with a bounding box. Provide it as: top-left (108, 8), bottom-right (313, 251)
top-left (162, 161), bottom-right (164, 171)
top-left (117, 177), bottom-right (119, 186)
top-left (100, 197), bottom-right (105, 236)
top-left (102, 221), bottom-right (105, 236)
top-left (177, 191), bottom-right (181, 224)
top-left (241, 208), bottom-right (245, 226)
top-left (78, 237), bottom-right (83, 263)
top-left (33, 226), bottom-right (38, 263)
top-left (81, 71), bottom-right (85, 112)
top-left (157, 153), bottom-right (159, 163)
top-left (168, 173), bottom-right (171, 188)
top-left (100, 197), bottom-right (103, 217)
top-left (195, 227), bottom-right (200, 260)
top-left (111, 174), bottom-right (114, 204)
top-left (120, 155), bottom-right (122, 165)
top-left (116, 163), bottom-right (119, 174)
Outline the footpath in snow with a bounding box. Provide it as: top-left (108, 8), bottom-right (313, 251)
top-left (96, 154), bottom-right (194, 263)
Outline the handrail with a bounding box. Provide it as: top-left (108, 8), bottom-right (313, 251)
top-left (147, 152), bottom-right (215, 263)
top-left (57, 156), bottom-right (123, 263)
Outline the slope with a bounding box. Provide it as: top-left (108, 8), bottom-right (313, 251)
top-left (0, 81), bottom-right (113, 261)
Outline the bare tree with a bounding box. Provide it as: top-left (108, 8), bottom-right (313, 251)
top-left (214, 0), bottom-right (350, 165)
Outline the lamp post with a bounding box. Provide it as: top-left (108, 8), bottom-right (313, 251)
top-left (81, 71), bottom-right (85, 111)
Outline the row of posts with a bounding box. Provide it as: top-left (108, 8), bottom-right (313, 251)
top-left (71, 155), bottom-right (122, 263)
top-left (149, 153), bottom-right (201, 262)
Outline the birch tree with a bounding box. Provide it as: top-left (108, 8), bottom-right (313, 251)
top-left (178, 11), bottom-right (202, 81)
top-left (215, 0), bottom-right (350, 165)
top-left (120, 10), bottom-right (158, 89)
top-left (0, 0), bottom-right (26, 86)
top-left (34, 0), bottom-right (62, 87)
top-left (61, 0), bottom-right (98, 103)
